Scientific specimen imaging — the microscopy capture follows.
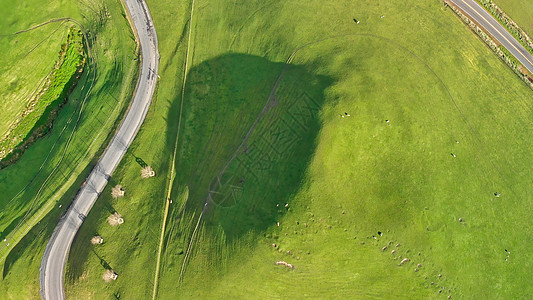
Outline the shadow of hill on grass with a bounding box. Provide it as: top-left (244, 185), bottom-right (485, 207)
top-left (163, 53), bottom-right (333, 271)
top-left (205, 61), bottom-right (331, 240)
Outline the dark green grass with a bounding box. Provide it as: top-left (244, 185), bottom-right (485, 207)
top-left (1, 177), bottom-right (87, 299)
top-left (65, 0), bottom-right (532, 299)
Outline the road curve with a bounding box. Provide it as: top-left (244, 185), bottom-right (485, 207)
top-left (449, 0), bottom-right (533, 74)
top-left (39, 0), bottom-right (159, 299)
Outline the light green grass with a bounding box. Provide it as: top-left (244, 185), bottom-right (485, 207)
top-left (0, 0), bottom-right (137, 297)
top-left (64, 0), bottom-right (531, 299)
top-left (0, 21), bottom-right (67, 141)
top-left (0, 27), bottom-right (85, 161)
top-left (492, 0), bottom-right (533, 37)
top-left (0, 0), bottom-right (81, 137)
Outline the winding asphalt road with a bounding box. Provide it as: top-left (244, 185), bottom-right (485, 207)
top-left (449, 0), bottom-right (533, 74)
top-left (39, 0), bottom-right (158, 299)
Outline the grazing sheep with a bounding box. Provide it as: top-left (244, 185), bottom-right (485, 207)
top-left (399, 258), bottom-right (409, 265)
top-left (275, 261), bottom-right (295, 269)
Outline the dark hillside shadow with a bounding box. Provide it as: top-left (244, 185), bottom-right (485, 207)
top-left (0, 216), bottom-right (23, 243)
top-left (2, 220), bottom-right (52, 279)
top-left (2, 153), bottom-right (96, 280)
top-left (166, 53), bottom-right (333, 243)
top-left (2, 198), bottom-right (66, 279)
top-left (0, 62), bottom-right (86, 170)
top-left (64, 191), bottom-right (115, 282)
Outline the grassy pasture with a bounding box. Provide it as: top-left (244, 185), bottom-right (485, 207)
top-left (0, 28), bottom-right (85, 163)
top-left (0, 22), bottom-right (68, 142)
top-left (0, 0), bottom-right (137, 297)
top-left (178, 36), bottom-right (532, 299)
top-left (491, 0), bottom-right (533, 36)
top-left (62, 0), bottom-right (532, 299)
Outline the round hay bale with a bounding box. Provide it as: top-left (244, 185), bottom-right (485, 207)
top-left (102, 269), bottom-right (118, 282)
top-left (91, 235), bottom-right (103, 245)
top-left (141, 166), bottom-right (155, 178)
top-left (111, 185), bottom-right (125, 198)
top-left (108, 212), bottom-right (123, 226)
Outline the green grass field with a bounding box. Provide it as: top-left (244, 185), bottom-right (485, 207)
top-left (0, 15), bottom-right (67, 146)
top-left (0, 27), bottom-right (85, 163)
top-left (492, 0), bottom-right (533, 36)
top-left (61, 0), bottom-right (533, 299)
top-left (0, 0), bottom-right (137, 297)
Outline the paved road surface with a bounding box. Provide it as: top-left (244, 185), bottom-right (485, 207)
top-left (449, 0), bottom-right (533, 74)
top-left (39, 0), bottom-right (159, 298)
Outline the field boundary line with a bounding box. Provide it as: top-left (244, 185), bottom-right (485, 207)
top-left (152, 0), bottom-right (195, 298)
top-left (178, 209), bottom-right (203, 283)
top-left (0, 17), bottom-right (71, 37)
